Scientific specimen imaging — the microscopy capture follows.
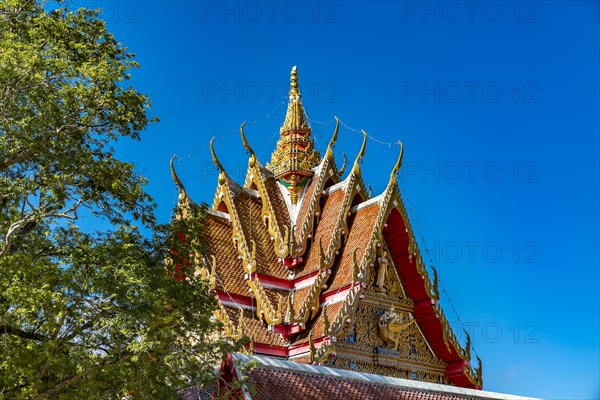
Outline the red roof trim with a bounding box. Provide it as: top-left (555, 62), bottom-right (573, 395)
top-left (384, 208), bottom-right (480, 389)
top-left (217, 290), bottom-right (255, 309)
top-left (252, 343), bottom-right (289, 357)
top-left (319, 282), bottom-right (360, 305)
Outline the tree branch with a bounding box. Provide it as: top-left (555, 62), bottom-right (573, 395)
top-left (0, 197), bottom-right (85, 258)
top-left (37, 352), bottom-right (133, 398)
top-left (0, 324), bottom-right (47, 342)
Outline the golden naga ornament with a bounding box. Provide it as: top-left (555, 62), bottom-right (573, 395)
top-left (268, 66), bottom-right (321, 204)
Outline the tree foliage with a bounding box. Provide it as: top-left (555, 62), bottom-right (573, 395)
top-left (0, 1), bottom-right (234, 398)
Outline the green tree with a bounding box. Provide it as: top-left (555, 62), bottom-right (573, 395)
top-left (0, 1), bottom-right (234, 398)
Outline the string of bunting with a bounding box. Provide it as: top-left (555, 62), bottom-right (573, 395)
top-left (399, 185), bottom-right (480, 361)
top-left (172, 97), bottom-right (288, 164)
top-left (172, 106), bottom-right (402, 167)
top-left (306, 115), bottom-right (402, 148)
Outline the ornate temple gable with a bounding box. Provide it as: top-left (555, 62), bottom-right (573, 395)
top-left (330, 302), bottom-right (447, 382)
top-left (291, 132), bottom-right (368, 283)
top-left (294, 131), bottom-right (370, 280)
top-left (268, 67), bottom-right (321, 205)
top-left (208, 139), bottom-right (301, 333)
top-left (288, 145), bottom-right (478, 387)
top-left (209, 152), bottom-right (254, 275)
top-left (372, 148), bottom-right (482, 388)
top-left (239, 123), bottom-right (292, 259)
top-left (265, 132), bottom-right (371, 328)
top-left (251, 130), bottom-right (366, 329)
top-left (307, 229), bottom-right (448, 381)
top-left (291, 118), bottom-right (342, 258)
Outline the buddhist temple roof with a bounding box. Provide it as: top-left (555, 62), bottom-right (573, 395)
top-left (173, 67), bottom-right (487, 392)
top-left (209, 354), bottom-right (540, 400)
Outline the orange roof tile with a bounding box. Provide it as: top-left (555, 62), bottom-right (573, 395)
top-left (204, 215), bottom-right (246, 295)
top-left (296, 189), bottom-right (346, 278)
top-left (324, 203), bottom-right (380, 294)
top-left (259, 166), bottom-right (291, 229)
top-left (223, 306), bottom-right (288, 348)
top-left (290, 300), bottom-right (343, 346)
top-left (294, 174), bottom-right (319, 238)
top-left (231, 191), bottom-right (287, 279)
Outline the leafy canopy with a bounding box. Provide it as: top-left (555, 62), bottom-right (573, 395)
top-left (0, 1), bottom-right (235, 398)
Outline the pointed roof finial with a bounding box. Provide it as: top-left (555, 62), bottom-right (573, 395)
top-left (351, 130), bottom-right (368, 176)
top-left (210, 137), bottom-right (227, 185)
top-left (269, 67), bottom-right (321, 204)
top-left (324, 116), bottom-right (340, 159)
top-left (290, 65), bottom-right (300, 98)
top-left (170, 154), bottom-right (186, 194)
top-left (280, 66), bottom-right (311, 133)
top-left (389, 141), bottom-right (404, 182)
top-left (240, 122), bottom-right (256, 167)
top-left (170, 155), bottom-right (195, 207)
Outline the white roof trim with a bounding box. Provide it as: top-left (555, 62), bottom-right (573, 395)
top-left (242, 187), bottom-right (260, 198)
top-left (207, 209), bottom-right (231, 221)
top-left (230, 353), bottom-right (540, 400)
top-left (220, 299), bottom-right (256, 311)
top-left (350, 194), bottom-right (382, 214)
top-left (322, 179), bottom-right (347, 195)
top-left (278, 180), bottom-right (308, 225)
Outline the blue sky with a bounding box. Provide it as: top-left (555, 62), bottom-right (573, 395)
top-left (77, 0), bottom-right (600, 398)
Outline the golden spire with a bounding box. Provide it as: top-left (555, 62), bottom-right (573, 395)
top-left (269, 66), bottom-right (321, 204)
top-left (280, 66), bottom-right (310, 133)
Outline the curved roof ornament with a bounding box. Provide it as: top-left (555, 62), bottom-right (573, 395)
top-left (324, 116), bottom-right (340, 159)
top-left (210, 137), bottom-right (227, 185)
top-left (240, 122), bottom-right (256, 167)
top-left (389, 140), bottom-right (404, 183)
top-left (170, 155), bottom-right (195, 206)
top-left (170, 154), bottom-right (186, 194)
top-left (351, 130), bottom-right (368, 176)
top-left (338, 153), bottom-right (348, 178)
